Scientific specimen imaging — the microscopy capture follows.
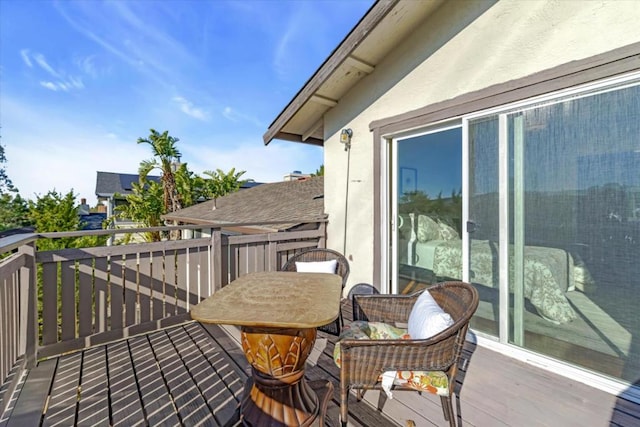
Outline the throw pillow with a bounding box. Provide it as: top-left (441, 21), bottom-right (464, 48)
top-left (437, 221), bottom-right (459, 240)
top-left (407, 289), bottom-right (454, 339)
top-left (295, 259), bottom-right (338, 274)
top-left (417, 215), bottom-right (440, 242)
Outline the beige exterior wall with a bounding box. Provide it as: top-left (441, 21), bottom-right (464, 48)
top-left (322, 0), bottom-right (640, 294)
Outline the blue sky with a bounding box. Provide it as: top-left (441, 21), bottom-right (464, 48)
top-left (1, 0), bottom-right (374, 205)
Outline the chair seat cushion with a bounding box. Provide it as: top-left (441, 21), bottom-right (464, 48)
top-left (334, 320), bottom-right (450, 396)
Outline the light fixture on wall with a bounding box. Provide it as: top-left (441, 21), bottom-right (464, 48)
top-left (340, 128), bottom-right (353, 151)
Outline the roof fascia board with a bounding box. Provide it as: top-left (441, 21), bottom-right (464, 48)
top-left (263, 0), bottom-right (400, 145)
top-left (272, 132), bottom-right (324, 146)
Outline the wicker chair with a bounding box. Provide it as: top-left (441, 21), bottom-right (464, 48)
top-left (281, 248), bottom-right (350, 335)
top-left (338, 281), bottom-right (479, 427)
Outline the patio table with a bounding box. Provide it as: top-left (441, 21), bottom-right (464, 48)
top-left (191, 271), bottom-right (343, 427)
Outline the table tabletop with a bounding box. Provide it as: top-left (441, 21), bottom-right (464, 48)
top-left (190, 271), bottom-right (342, 329)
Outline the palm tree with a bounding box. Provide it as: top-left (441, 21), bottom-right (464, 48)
top-left (137, 129), bottom-right (183, 215)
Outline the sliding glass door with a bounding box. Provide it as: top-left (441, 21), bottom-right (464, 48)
top-left (390, 73), bottom-right (640, 384)
top-left (465, 76), bottom-right (640, 382)
top-left (502, 83), bottom-right (640, 381)
top-left (392, 125), bottom-right (462, 294)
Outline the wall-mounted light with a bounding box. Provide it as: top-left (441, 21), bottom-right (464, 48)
top-left (340, 128), bottom-right (353, 151)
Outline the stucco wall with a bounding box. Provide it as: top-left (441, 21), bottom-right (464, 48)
top-left (321, 0), bottom-right (640, 294)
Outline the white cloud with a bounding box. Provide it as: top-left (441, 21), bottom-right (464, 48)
top-left (2, 97), bottom-right (149, 206)
top-left (222, 106), bottom-right (263, 127)
top-left (20, 49), bottom-right (32, 67)
top-left (8, 139), bottom-right (149, 206)
top-left (39, 77), bottom-right (84, 92)
top-left (33, 53), bottom-right (61, 78)
top-left (182, 138), bottom-right (322, 184)
top-left (75, 55), bottom-right (101, 78)
top-left (40, 81), bottom-right (59, 91)
top-left (173, 96), bottom-right (208, 121)
top-left (273, 17), bottom-right (298, 80)
top-left (23, 50), bottom-right (85, 92)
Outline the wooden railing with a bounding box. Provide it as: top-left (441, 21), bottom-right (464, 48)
top-left (0, 234), bottom-right (37, 417)
top-left (0, 221), bottom-right (325, 414)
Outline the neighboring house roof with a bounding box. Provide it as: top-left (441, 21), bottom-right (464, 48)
top-left (163, 176), bottom-right (325, 232)
top-left (263, 0), bottom-right (442, 145)
top-left (0, 227), bottom-right (36, 238)
top-left (95, 171), bottom-right (161, 199)
top-left (96, 171), bottom-right (263, 199)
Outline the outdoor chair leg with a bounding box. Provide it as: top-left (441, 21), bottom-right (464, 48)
top-left (340, 386), bottom-right (349, 427)
top-left (440, 395), bottom-right (456, 427)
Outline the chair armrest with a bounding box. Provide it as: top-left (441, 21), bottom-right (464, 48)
top-left (352, 292), bottom-right (421, 323)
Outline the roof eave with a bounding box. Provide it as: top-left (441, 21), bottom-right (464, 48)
top-left (262, 0), bottom-right (400, 146)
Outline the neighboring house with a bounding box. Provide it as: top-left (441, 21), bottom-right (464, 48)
top-left (95, 171), bottom-right (162, 224)
top-left (95, 171), bottom-right (263, 225)
top-left (163, 175), bottom-right (325, 234)
top-left (264, 0), bottom-right (640, 403)
top-left (283, 170), bottom-right (311, 181)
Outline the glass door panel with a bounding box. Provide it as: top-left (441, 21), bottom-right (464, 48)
top-left (507, 83), bottom-right (640, 382)
top-left (467, 116), bottom-right (501, 337)
top-left (394, 127), bottom-right (462, 295)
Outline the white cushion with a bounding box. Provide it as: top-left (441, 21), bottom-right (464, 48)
top-left (407, 290), bottom-right (454, 339)
top-left (295, 259), bottom-right (338, 274)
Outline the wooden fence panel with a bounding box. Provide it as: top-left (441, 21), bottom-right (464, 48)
top-left (124, 253), bottom-right (137, 327)
top-left (150, 250), bottom-right (165, 320)
top-left (110, 255), bottom-right (124, 331)
top-left (187, 247), bottom-right (199, 307)
top-left (165, 250), bottom-right (177, 316)
top-left (0, 274), bottom-right (17, 384)
top-left (78, 259), bottom-right (93, 338)
top-left (60, 260), bottom-right (76, 342)
top-left (191, 245), bottom-right (211, 303)
top-left (0, 251), bottom-right (29, 417)
top-left (94, 257), bottom-right (108, 334)
top-left (198, 245), bottom-right (209, 301)
top-left (175, 249), bottom-right (187, 314)
top-left (27, 225), bottom-right (324, 359)
top-left (138, 252), bottom-right (152, 324)
top-left (41, 262), bottom-right (58, 346)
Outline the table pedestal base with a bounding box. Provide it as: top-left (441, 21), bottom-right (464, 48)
top-left (240, 374), bottom-right (333, 426)
top-left (239, 326), bottom-right (331, 426)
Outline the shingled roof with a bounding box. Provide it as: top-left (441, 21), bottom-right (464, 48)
top-left (162, 176), bottom-right (325, 231)
top-left (95, 171), bottom-right (161, 198)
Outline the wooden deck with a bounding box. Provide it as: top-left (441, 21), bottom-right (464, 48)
top-left (1, 301), bottom-right (639, 427)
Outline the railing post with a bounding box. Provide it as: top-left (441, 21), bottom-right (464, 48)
top-left (268, 240), bottom-right (278, 271)
top-left (319, 222), bottom-right (327, 248)
top-left (211, 228), bottom-right (223, 292)
top-left (19, 242), bottom-right (38, 369)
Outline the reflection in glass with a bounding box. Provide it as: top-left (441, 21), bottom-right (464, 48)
top-left (395, 127), bottom-right (462, 294)
top-left (507, 84), bottom-right (640, 382)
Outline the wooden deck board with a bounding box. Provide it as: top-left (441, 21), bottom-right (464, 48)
top-left (167, 324), bottom-right (238, 426)
top-left (42, 352), bottom-right (81, 426)
top-left (183, 323), bottom-right (243, 425)
top-left (5, 358), bottom-right (56, 427)
top-left (76, 347), bottom-right (111, 426)
top-left (149, 329), bottom-right (212, 426)
top-left (128, 335), bottom-right (181, 427)
top-left (107, 339), bottom-right (146, 427)
top-left (3, 302), bottom-right (640, 427)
